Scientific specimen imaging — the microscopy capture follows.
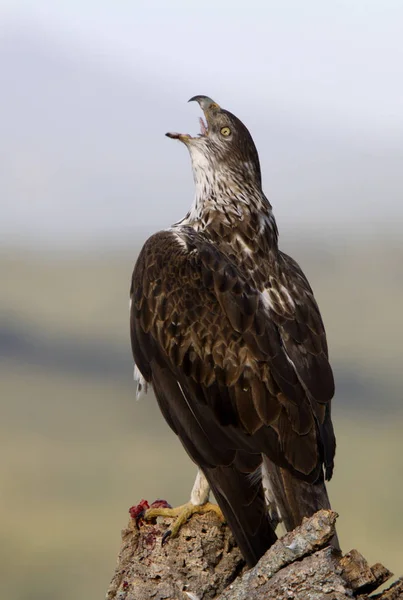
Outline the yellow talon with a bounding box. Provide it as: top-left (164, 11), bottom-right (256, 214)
top-left (144, 501), bottom-right (224, 539)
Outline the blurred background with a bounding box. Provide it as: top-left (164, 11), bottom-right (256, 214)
top-left (1, 1), bottom-right (402, 599)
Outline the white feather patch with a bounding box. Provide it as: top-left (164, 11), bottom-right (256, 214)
top-left (133, 364), bottom-right (148, 399)
top-left (279, 284), bottom-right (295, 309)
top-left (261, 289), bottom-right (274, 311)
top-left (235, 234), bottom-right (253, 255)
top-left (190, 469), bottom-right (210, 506)
top-left (262, 462), bottom-right (285, 534)
top-left (170, 229), bottom-right (188, 250)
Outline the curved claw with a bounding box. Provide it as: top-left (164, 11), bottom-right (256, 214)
top-left (161, 529), bottom-right (172, 546)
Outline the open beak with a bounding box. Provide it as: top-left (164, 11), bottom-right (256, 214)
top-left (165, 132), bottom-right (192, 142)
top-left (166, 95), bottom-right (220, 143)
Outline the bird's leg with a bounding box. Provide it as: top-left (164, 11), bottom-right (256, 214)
top-left (144, 469), bottom-right (224, 543)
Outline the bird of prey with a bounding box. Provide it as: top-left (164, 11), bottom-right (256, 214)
top-left (130, 96), bottom-right (337, 567)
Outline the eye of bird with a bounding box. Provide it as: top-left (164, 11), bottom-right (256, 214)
top-left (220, 126), bottom-right (231, 137)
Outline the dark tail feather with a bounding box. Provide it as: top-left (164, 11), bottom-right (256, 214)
top-left (203, 465), bottom-right (277, 567)
top-left (262, 457), bottom-right (340, 550)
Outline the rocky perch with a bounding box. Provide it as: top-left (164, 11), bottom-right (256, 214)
top-left (106, 508), bottom-right (402, 600)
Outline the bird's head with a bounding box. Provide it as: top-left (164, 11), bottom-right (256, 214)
top-left (167, 96), bottom-right (262, 189)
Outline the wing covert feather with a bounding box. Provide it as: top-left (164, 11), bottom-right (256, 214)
top-left (130, 229), bottom-right (335, 481)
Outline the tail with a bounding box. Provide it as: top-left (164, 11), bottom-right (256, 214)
top-left (203, 464), bottom-right (277, 567)
top-left (262, 457), bottom-right (340, 549)
top-left (150, 364), bottom-right (277, 566)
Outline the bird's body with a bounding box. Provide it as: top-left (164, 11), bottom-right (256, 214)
top-left (130, 97), bottom-right (337, 566)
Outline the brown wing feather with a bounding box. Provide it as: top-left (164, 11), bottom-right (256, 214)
top-left (131, 229), bottom-right (335, 481)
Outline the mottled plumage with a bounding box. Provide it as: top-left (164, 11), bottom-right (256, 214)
top-left (130, 96), bottom-right (337, 566)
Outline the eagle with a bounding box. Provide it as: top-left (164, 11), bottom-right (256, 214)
top-left (130, 96), bottom-right (337, 567)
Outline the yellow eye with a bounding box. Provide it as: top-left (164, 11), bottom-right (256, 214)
top-left (220, 126), bottom-right (231, 137)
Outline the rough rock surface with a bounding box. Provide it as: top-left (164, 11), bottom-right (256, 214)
top-left (106, 508), bottom-right (402, 600)
top-left (106, 510), bottom-right (244, 600)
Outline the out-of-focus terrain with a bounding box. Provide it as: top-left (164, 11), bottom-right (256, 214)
top-left (1, 240), bottom-right (402, 600)
top-left (1, 7), bottom-right (402, 599)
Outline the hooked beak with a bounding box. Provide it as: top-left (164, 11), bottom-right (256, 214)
top-left (188, 95), bottom-right (221, 112)
top-left (166, 95), bottom-right (221, 143)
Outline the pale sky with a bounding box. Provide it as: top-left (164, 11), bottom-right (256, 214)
top-left (2, 0), bottom-right (403, 134)
top-left (1, 1), bottom-right (402, 246)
